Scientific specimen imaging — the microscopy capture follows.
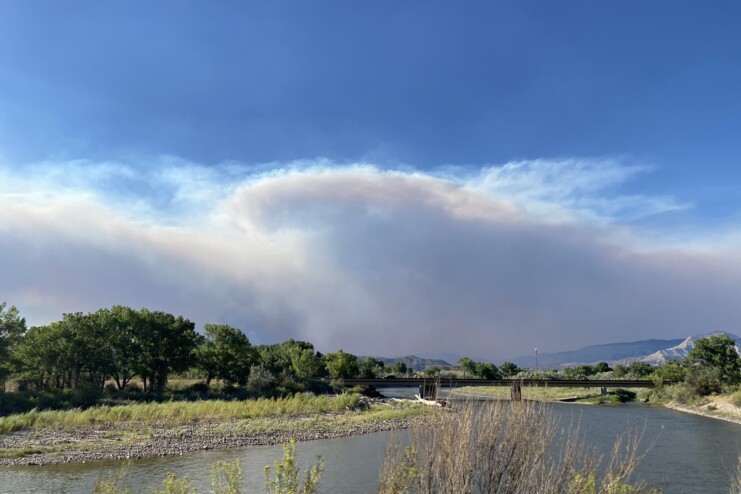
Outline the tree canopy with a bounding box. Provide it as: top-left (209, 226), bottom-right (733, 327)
top-left (687, 334), bottom-right (741, 386)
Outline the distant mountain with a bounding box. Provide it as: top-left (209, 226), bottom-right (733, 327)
top-left (642, 332), bottom-right (740, 365)
top-left (415, 352), bottom-right (462, 364)
top-left (511, 332), bottom-right (739, 369)
top-left (367, 355), bottom-right (452, 371)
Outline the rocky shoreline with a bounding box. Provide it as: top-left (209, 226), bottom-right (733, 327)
top-left (0, 414), bottom-right (421, 467)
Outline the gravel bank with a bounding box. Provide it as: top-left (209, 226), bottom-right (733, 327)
top-left (664, 396), bottom-right (741, 426)
top-left (0, 414), bottom-right (421, 466)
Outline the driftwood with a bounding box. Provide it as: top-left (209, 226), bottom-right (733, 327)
top-left (414, 394), bottom-right (445, 407)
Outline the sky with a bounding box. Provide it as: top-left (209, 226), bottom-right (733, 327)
top-left (1, 2), bottom-right (741, 360)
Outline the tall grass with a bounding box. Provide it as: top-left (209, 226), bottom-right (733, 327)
top-left (379, 399), bottom-right (657, 494)
top-left (0, 393), bottom-right (361, 434)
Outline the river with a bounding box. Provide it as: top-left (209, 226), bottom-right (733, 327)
top-left (0, 395), bottom-right (740, 493)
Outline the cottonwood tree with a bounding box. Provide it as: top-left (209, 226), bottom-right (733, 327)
top-left (98, 306), bottom-right (145, 390)
top-left (135, 309), bottom-right (198, 394)
top-left (0, 302), bottom-right (25, 381)
top-left (14, 322), bottom-right (71, 389)
top-left (499, 361), bottom-right (521, 378)
top-left (687, 334), bottom-right (741, 388)
top-left (324, 350), bottom-right (360, 379)
top-left (359, 357), bottom-right (385, 378)
top-left (257, 340), bottom-right (324, 380)
top-left (196, 323), bottom-right (255, 385)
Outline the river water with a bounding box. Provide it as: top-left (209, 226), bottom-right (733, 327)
top-left (1, 395), bottom-right (740, 493)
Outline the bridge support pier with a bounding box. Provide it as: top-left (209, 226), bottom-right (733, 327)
top-left (600, 386), bottom-right (607, 397)
top-left (419, 381), bottom-right (439, 400)
top-left (510, 381), bottom-right (522, 401)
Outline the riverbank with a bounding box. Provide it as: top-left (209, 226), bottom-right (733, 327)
top-left (0, 399), bottom-right (430, 466)
top-left (664, 395), bottom-right (741, 426)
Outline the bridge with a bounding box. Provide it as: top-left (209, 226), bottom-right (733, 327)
top-left (336, 377), bottom-right (671, 401)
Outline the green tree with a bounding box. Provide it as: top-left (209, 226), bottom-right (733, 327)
top-left (97, 306), bottom-right (144, 390)
top-left (458, 357), bottom-right (477, 377)
top-left (654, 360), bottom-right (687, 382)
top-left (0, 302), bottom-right (26, 380)
top-left (687, 334), bottom-right (741, 387)
top-left (359, 357), bottom-right (385, 378)
top-left (324, 350), bottom-right (360, 379)
top-left (474, 362), bottom-right (501, 379)
top-left (135, 309), bottom-right (199, 394)
top-left (257, 340), bottom-right (322, 380)
top-left (289, 342), bottom-right (324, 379)
top-left (390, 361), bottom-right (409, 376)
top-left (196, 324), bottom-right (255, 385)
top-left (625, 361), bottom-right (653, 378)
top-left (14, 322), bottom-right (71, 389)
top-left (61, 311), bottom-right (115, 389)
top-left (499, 361), bottom-right (521, 378)
top-left (593, 361), bottom-right (611, 373)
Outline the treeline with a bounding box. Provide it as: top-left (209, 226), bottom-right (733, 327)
top-left (0, 303), bottom-right (402, 400)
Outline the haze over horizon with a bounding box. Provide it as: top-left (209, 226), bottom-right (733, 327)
top-left (2, 2), bottom-right (741, 360)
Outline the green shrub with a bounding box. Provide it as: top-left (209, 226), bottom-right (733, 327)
top-left (265, 438), bottom-right (324, 494)
top-left (664, 383), bottom-right (698, 404)
top-left (686, 367), bottom-right (722, 396)
top-left (71, 384), bottom-right (104, 409)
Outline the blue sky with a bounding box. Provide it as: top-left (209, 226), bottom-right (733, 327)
top-left (1, 2), bottom-right (741, 359)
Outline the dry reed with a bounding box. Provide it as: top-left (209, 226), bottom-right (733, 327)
top-left (379, 399), bottom-right (657, 494)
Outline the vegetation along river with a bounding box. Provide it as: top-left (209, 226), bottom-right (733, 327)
top-left (0, 399), bottom-right (740, 493)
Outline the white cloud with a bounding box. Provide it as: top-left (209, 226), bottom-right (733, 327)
top-left (463, 158), bottom-right (690, 223)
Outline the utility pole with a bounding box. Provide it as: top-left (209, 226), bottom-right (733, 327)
top-left (535, 347), bottom-right (538, 371)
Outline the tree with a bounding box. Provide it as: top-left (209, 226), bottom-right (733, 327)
top-left (135, 309), bottom-right (199, 394)
top-left (0, 302), bottom-right (26, 381)
top-left (196, 324), bottom-right (255, 385)
top-left (458, 357), bottom-right (477, 378)
top-left (61, 311), bottom-right (117, 389)
top-left (359, 357), bottom-right (385, 379)
top-left (474, 362), bottom-right (501, 379)
top-left (98, 306), bottom-right (145, 390)
top-left (288, 342), bottom-right (324, 379)
top-left (625, 361), bottom-right (653, 378)
top-left (390, 361), bottom-right (408, 376)
top-left (593, 361), bottom-right (611, 373)
top-left (499, 361), bottom-right (521, 378)
top-left (687, 334), bottom-right (741, 387)
top-left (324, 350), bottom-right (360, 379)
top-left (654, 361), bottom-right (687, 382)
top-left (257, 340), bottom-right (322, 380)
top-left (14, 323), bottom-right (71, 389)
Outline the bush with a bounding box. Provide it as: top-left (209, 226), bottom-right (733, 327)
top-left (71, 384), bottom-right (104, 409)
top-left (686, 367), bottom-right (722, 396)
top-left (664, 383), bottom-right (698, 404)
